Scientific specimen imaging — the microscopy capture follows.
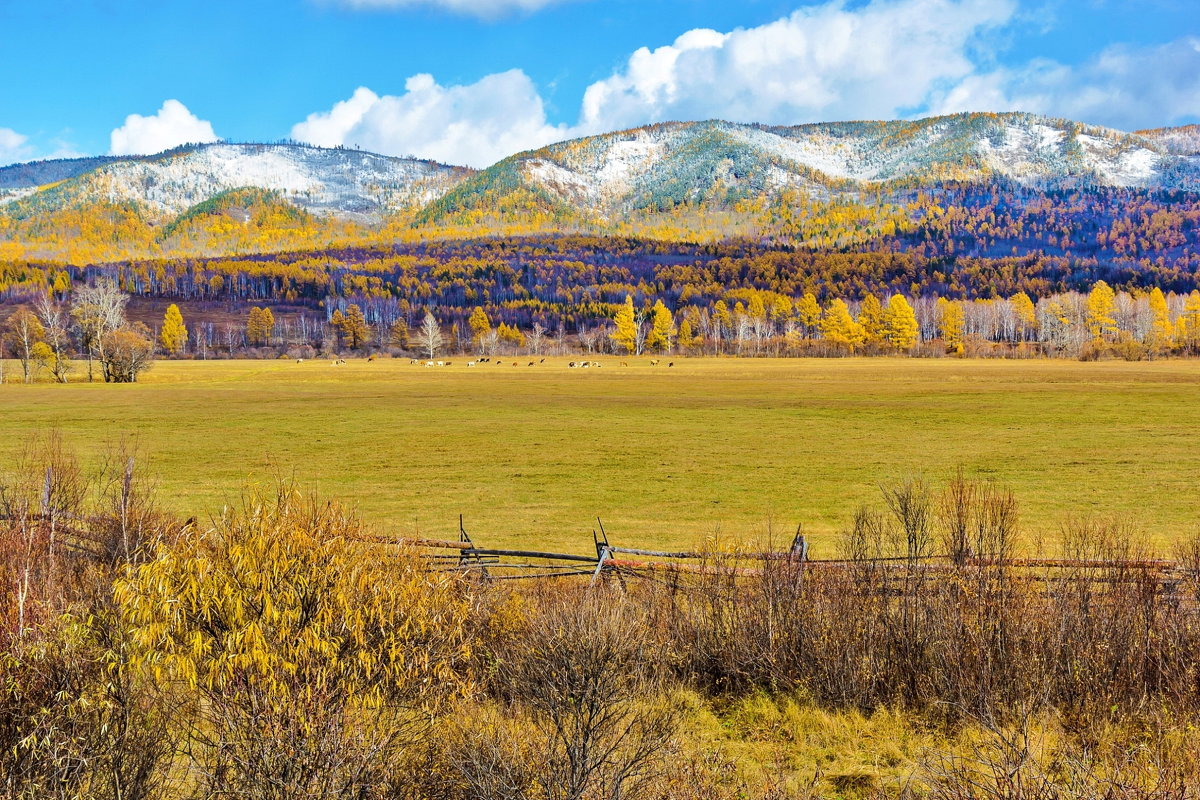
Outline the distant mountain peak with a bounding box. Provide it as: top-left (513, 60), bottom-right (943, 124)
top-left (2, 115), bottom-right (1197, 249)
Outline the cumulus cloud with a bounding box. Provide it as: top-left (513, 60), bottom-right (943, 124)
top-left (333, 0), bottom-right (568, 20)
top-left (294, 0), bottom-right (1017, 166)
top-left (932, 36), bottom-right (1200, 130)
top-left (0, 128), bottom-right (34, 166)
top-left (110, 100), bottom-right (219, 156)
top-left (291, 71), bottom-right (568, 167)
top-left (576, 0), bottom-right (1017, 133)
top-left (291, 0), bottom-right (1199, 168)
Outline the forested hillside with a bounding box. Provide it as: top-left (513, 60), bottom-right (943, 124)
top-left (2, 113), bottom-right (1199, 364)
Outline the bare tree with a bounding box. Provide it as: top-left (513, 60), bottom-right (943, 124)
top-left (71, 280), bottom-right (128, 382)
top-left (2, 307), bottom-right (44, 383)
top-left (577, 325), bottom-right (599, 354)
top-left (34, 293), bottom-right (72, 383)
top-left (479, 328), bottom-right (499, 356)
top-left (496, 592), bottom-right (677, 800)
top-left (633, 308), bottom-right (649, 356)
top-left (528, 322), bottom-right (546, 355)
top-left (418, 311), bottom-right (444, 359)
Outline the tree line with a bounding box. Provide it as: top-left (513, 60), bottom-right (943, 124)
top-left (5, 277), bottom-right (1200, 377)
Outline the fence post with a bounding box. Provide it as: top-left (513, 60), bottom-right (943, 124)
top-left (590, 518), bottom-right (611, 588)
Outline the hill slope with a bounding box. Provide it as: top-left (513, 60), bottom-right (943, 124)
top-left (424, 113), bottom-right (1200, 224)
top-left (1, 113), bottom-right (1198, 261)
top-left (0, 143), bottom-right (473, 222)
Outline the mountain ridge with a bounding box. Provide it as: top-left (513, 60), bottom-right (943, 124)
top-left (1, 112), bottom-right (1198, 261)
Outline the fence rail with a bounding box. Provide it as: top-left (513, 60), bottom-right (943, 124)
top-left (347, 517), bottom-right (1198, 592)
top-left (8, 501), bottom-right (1194, 593)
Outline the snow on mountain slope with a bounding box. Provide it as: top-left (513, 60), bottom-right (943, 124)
top-left (437, 113), bottom-right (1198, 222)
top-left (1137, 125), bottom-right (1200, 157)
top-left (3, 115), bottom-right (1198, 232)
top-left (1, 143), bottom-right (473, 220)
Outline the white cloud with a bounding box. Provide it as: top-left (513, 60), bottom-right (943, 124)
top-left (576, 0), bottom-right (1017, 133)
top-left (333, 0), bottom-right (567, 19)
top-left (291, 0), bottom-right (1200, 169)
top-left (291, 71), bottom-right (568, 168)
top-left (0, 127), bottom-right (34, 166)
top-left (110, 100), bottom-right (219, 156)
top-left (932, 37), bottom-right (1200, 130)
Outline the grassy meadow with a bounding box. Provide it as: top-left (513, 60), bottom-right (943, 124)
top-left (1, 356), bottom-right (1197, 555)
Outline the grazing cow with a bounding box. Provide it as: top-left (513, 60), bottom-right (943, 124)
top-left (367, 355), bottom-right (374, 362)
top-left (426, 361), bottom-right (434, 367)
top-left (467, 361), bottom-right (476, 367)
top-left (668, 362), bottom-right (674, 367)
top-left (569, 362), bottom-right (577, 368)
top-left (620, 361), bottom-right (628, 367)
top-left (445, 361), bottom-right (452, 366)
top-left (410, 359), bottom-right (418, 364)
top-left (512, 362), bottom-right (518, 367)
top-left (540, 358), bottom-right (545, 363)
top-left (527, 361), bottom-right (534, 366)
top-left (295, 358), bottom-right (304, 363)
top-left (437, 361), bottom-right (445, 366)
top-left (649, 359), bottom-right (659, 366)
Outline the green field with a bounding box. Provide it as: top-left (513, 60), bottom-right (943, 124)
top-left (2, 357), bottom-right (1197, 555)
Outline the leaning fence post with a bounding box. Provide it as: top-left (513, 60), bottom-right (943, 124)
top-left (590, 546), bottom-right (611, 587)
top-left (590, 517), bottom-right (612, 587)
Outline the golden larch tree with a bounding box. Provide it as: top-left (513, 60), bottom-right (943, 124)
top-left (1086, 280), bottom-right (1117, 341)
top-left (884, 294), bottom-right (919, 350)
top-left (937, 297), bottom-right (965, 355)
top-left (468, 306), bottom-right (491, 347)
top-left (159, 303), bottom-right (188, 354)
top-left (820, 298), bottom-right (865, 352)
top-left (646, 299), bottom-right (674, 352)
top-left (858, 294), bottom-right (886, 346)
top-left (611, 295), bottom-right (638, 354)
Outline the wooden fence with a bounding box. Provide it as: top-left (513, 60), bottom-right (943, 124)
top-left (352, 516), bottom-right (1197, 595)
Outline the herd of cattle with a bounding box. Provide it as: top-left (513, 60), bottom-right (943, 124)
top-left (392, 357), bottom-right (677, 368)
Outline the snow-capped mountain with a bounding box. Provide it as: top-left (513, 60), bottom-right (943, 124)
top-left (427, 113), bottom-right (1200, 222)
top-left (2, 114), bottom-right (1198, 232)
top-left (0, 143), bottom-right (473, 220)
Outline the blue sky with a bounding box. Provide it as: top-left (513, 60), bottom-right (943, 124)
top-left (1, 0), bottom-right (1197, 168)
